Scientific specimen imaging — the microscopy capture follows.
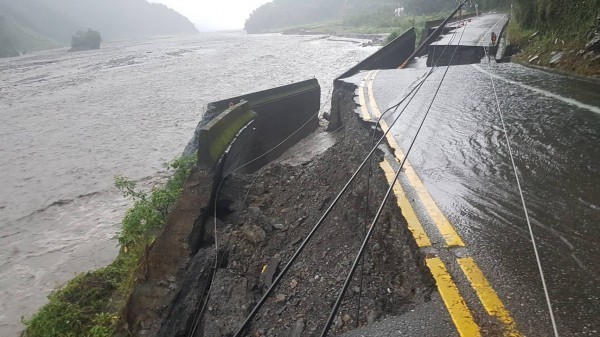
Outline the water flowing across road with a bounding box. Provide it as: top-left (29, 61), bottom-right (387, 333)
top-left (1, 31), bottom-right (598, 336)
top-left (369, 61), bottom-right (599, 336)
top-left (0, 33), bottom-right (376, 336)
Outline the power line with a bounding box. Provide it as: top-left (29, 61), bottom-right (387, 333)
top-left (187, 90), bottom-right (334, 337)
top-left (233, 4), bottom-right (470, 336)
top-left (355, 22), bottom-right (463, 326)
top-left (482, 41), bottom-right (560, 337)
top-left (320, 21), bottom-right (469, 337)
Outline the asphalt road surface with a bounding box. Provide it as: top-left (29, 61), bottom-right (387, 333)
top-left (341, 14), bottom-right (599, 337)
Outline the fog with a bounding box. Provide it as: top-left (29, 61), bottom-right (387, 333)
top-left (149, 0), bottom-right (273, 31)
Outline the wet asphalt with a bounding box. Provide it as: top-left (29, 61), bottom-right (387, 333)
top-left (432, 14), bottom-right (508, 47)
top-left (341, 14), bottom-right (599, 336)
top-left (355, 62), bottom-right (600, 336)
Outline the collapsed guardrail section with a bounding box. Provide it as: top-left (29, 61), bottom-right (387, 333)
top-left (122, 79), bottom-right (321, 336)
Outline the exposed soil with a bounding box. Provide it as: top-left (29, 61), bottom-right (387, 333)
top-left (193, 85), bottom-right (434, 336)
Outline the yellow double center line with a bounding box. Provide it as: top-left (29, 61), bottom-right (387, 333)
top-left (360, 70), bottom-right (522, 337)
top-left (366, 70), bottom-right (464, 248)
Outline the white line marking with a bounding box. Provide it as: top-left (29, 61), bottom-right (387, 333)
top-left (472, 64), bottom-right (600, 115)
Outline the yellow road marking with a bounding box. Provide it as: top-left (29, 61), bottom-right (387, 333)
top-left (361, 72), bottom-right (521, 337)
top-left (366, 69), bottom-right (380, 111)
top-left (379, 159), bottom-right (432, 247)
top-left (426, 257), bottom-right (481, 337)
top-left (358, 71), bottom-right (373, 121)
top-left (366, 71), bottom-right (464, 247)
top-left (458, 258), bottom-right (522, 337)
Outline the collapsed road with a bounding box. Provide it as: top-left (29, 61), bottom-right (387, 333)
top-left (122, 10), bottom-right (600, 337)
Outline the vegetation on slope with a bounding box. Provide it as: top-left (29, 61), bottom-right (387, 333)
top-left (509, 0), bottom-right (600, 76)
top-left (245, 0), bottom-right (511, 34)
top-left (512, 0), bottom-right (598, 36)
top-left (0, 15), bottom-right (57, 58)
top-left (22, 156), bottom-right (196, 337)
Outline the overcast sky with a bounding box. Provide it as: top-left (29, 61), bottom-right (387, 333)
top-left (149, 0), bottom-right (272, 31)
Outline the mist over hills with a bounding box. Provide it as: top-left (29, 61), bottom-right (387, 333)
top-left (243, 0), bottom-right (511, 33)
top-left (243, 0), bottom-right (454, 33)
top-left (0, 0), bottom-right (198, 57)
top-left (0, 14), bottom-right (57, 57)
top-left (244, 0), bottom-right (393, 33)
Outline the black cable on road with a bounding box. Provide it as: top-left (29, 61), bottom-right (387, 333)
top-left (320, 21), bottom-right (468, 337)
top-left (188, 91), bottom-right (334, 337)
top-left (354, 22), bottom-right (462, 326)
top-left (235, 6), bottom-right (471, 335)
top-left (232, 61), bottom-right (450, 337)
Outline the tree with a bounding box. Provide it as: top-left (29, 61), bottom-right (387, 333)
top-left (70, 28), bottom-right (102, 51)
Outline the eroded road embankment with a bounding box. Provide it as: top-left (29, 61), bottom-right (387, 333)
top-left (360, 61), bottom-right (600, 336)
top-left (153, 81), bottom-right (441, 337)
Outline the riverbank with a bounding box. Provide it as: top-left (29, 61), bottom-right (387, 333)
top-left (22, 157), bottom-right (196, 336)
top-left (0, 33), bottom-right (375, 337)
top-left (259, 11), bottom-right (457, 46)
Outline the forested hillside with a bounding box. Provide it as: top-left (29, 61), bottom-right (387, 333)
top-left (509, 0), bottom-right (600, 76)
top-left (512, 0), bottom-right (599, 35)
top-left (0, 15), bottom-right (57, 57)
top-left (0, 0), bottom-right (198, 56)
top-left (244, 0), bottom-right (511, 33)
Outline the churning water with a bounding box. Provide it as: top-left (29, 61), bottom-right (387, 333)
top-left (0, 32), bottom-right (376, 335)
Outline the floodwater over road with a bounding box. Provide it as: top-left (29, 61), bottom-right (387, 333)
top-left (0, 33), bottom-right (376, 336)
top-left (369, 61), bottom-right (599, 336)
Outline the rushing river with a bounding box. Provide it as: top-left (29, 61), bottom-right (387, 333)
top-left (0, 33), bottom-right (376, 336)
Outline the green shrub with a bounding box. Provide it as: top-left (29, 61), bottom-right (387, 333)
top-left (23, 155), bottom-right (196, 337)
top-left (115, 155), bottom-right (196, 250)
top-left (22, 264), bottom-right (121, 337)
top-left (386, 31), bottom-right (400, 44)
top-left (70, 29), bottom-right (102, 51)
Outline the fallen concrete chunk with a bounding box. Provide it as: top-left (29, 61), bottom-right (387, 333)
top-left (271, 223), bottom-right (286, 230)
top-left (585, 33), bottom-right (600, 52)
top-left (529, 54), bottom-right (540, 63)
top-left (550, 52), bottom-right (563, 65)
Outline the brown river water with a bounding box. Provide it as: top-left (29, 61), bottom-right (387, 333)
top-left (0, 33), bottom-right (376, 336)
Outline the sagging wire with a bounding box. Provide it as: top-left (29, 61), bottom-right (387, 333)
top-left (234, 6), bottom-right (472, 337)
top-left (321, 22), bottom-right (469, 337)
top-left (187, 88), bottom-right (334, 337)
top-left (232, 57), bottom-right (458, 337)
top-left (354, 22), bottom-right (463, 326)
top-left (481, 38), bottom-right (560, 337)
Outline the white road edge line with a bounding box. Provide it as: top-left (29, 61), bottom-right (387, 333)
top-left (472, 64), bottom-right (600, 115)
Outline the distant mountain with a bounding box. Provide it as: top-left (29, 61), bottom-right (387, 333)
top-left (0, 0), bottom-right (198, 49)
top-left (243, 0), bottom-right (448, 33)
top-left (244, 0), bottom-right (512, 33)
top-left (0, 15), bottom-right (57, 57)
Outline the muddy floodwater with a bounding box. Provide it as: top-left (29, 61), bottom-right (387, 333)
top-left (0, 33), bottom-right (376, 336)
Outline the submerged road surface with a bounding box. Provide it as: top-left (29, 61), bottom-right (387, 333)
top-left (340, 13), bottom-right (599, 336)
top-left (427, 13), bottom-right (508, 67)
top-left (347, 60), bottom-right (599, 336)
top-left (433, 13), bottom-right (508, 47)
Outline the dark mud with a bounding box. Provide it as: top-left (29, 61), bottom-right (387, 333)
top-left (150, 84), bottom-right (434, 337)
